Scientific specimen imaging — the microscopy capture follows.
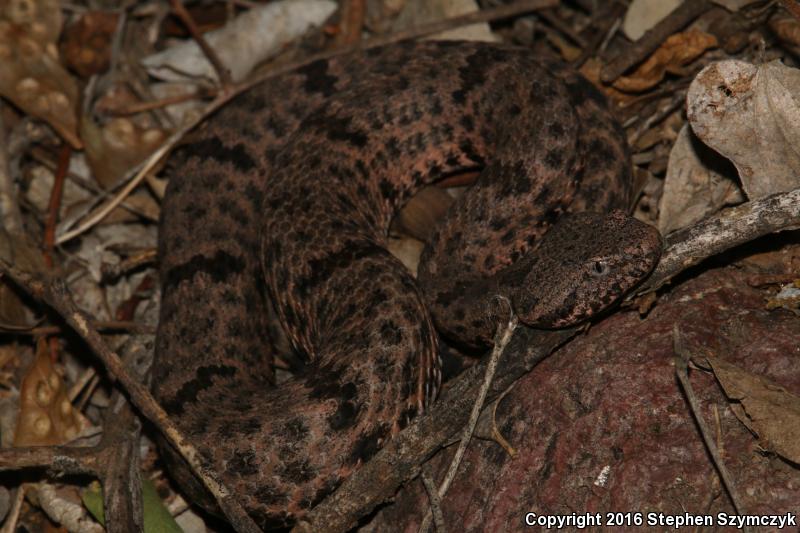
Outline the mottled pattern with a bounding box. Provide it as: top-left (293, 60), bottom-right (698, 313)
top-left (155, 41), bottom-right (662, 529)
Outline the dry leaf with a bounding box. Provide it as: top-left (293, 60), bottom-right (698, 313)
top-left (365, 0), bottom-right (408, 33)
top-left (387, 235), bottom-right (424, 276)
top-left (705, 356), bottom-right (800, 464)
top-left (0, 281), bottom-right (37, 329)
top-left (394, 185), bottom-right (453, 242)
top-left (711, 0), bottom-right (764, 11)
top-left (579, 58), bottom-right (637, 106)
top-left (391, 0), bottom-right (498, 43)
top-left (14, 339), bottom-right (85, 446)
top-left (770, 11), bottom-right (800, 48)
top-left (658, 124), bottom-right (743, 234)
top-left (141, 0), bottom-right (337, 83)
top-left (60, 10), bottom-right (119, 78)
top-left (765, 281), bottom-right (800, 314)
top-left (622, 0), bottom-right (682, 41)
top-left (614, 30), bottom-right (718, 93)
top-left (687, 59), bottom-right (800, 199)
top-left (0, 0), bottom-right (81, 148)
top-left (81, 117), bottom-right (166, 188)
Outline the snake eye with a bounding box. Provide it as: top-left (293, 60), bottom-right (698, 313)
top-left (590, 259), bottom-right (609, 276)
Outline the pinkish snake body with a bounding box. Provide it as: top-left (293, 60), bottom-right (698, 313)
top-left (155, 41), bottom-right (662, 529)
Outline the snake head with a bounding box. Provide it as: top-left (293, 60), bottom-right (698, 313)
top-left (508, 210), bottom-right (662, 329)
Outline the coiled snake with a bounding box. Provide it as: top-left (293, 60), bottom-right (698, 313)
top-left (155, 41), bottom-right (662, 529)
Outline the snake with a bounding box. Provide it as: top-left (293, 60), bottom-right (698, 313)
top-left (154, 40), bottom-right (663, 529)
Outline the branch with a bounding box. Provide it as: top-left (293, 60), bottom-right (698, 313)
top-left (637, 186), bottom-right (800, 295)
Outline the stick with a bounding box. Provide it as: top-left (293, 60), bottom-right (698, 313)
top-left (419, 299), bottom-right (517, 533)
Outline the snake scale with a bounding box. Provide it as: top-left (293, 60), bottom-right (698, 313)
top-left (154, 41), bottom-right (662, 529)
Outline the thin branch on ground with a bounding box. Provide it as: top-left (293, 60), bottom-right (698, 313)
top-left (0, 487), bottom-right (25, 533)
top-left (600, 0), bottom-right (712, 83)
top-left (336, 0), bottom-right (367, 46)
top-left (43, 144), bottom-right (70, 268)
top-left (0, 320), bottom-right (153, 336)
top-left (168, 0), bottom-right (234, 88)
top-left (419, 299), bottom-right (517, 533)
top-left (419, 466), bottom-right (446, 533)
top-left (635, 186), bottom-right (800, 295)
top-left (672, 326), bottom-right (746, 517)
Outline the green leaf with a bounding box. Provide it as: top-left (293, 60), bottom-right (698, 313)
top-left (82, 478), bottom-right (184, 532)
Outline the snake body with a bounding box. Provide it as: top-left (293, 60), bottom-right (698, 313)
top-left (155, 41), bottom-right (662, 529)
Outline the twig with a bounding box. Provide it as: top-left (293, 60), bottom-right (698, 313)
top-left (672, 326), bottom-right (746, 517)
top-left (625, 88), bottom-right (687, 146)
top-left (108, 3), bottom-right (128, 78)
top-left (55, 109), bottom-right (222, 245)
top-left (0, 444), bottom-right (99, 474)
top-left (100, 248), bottom-right (157, 282)
top-left (538, 8), bottom-right (586, 48)
top-left (419, 299), bottom-right (517, 533)
top-left (419, 466), bottom-right (446, 533)
top-left (43, 144), bottom-right (70, 268)
top-left (0, 487), bottom-right (25, 533)
top-left (635, 186), bottom-right (800, 295)
top-left (572, 3), bottom-right (626, 69)
top-left (99, 352), bottom-right (145, 532)
top-left (601, 0), bottom-right (713, 83)
top-left (168, 0), bottom-right (234, 88)
top-left (97, 291), bottom-right (152, 532)
top-left (336, 0), bottom-right (367, 46)
top-left (0, 320), bottom-right (153, 336)
top-left (107, 90), bottom-right (214, 116)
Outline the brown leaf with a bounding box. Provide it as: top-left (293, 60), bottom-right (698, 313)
top-left (769, 12), bottom-right (800, 48)
top-left (705, 355), bottom-right (800, 464)
top-left (13, 339), bottom-right (84, 446)
top-left (61, 11), bottom-right (120, 78)
top-left (81, 117), bottom-right (166, 188)
top-left (394, 186), bottom-right (453, 242)
top-left (0, 1), bottom-right (82, 148)
top-left (614, 30), bottom-right (718, 93)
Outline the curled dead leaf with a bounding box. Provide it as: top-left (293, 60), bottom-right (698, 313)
top-left (658, 124), bottom-right (743, 234)
top-left (687, 59), bottom-right (800, 199)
